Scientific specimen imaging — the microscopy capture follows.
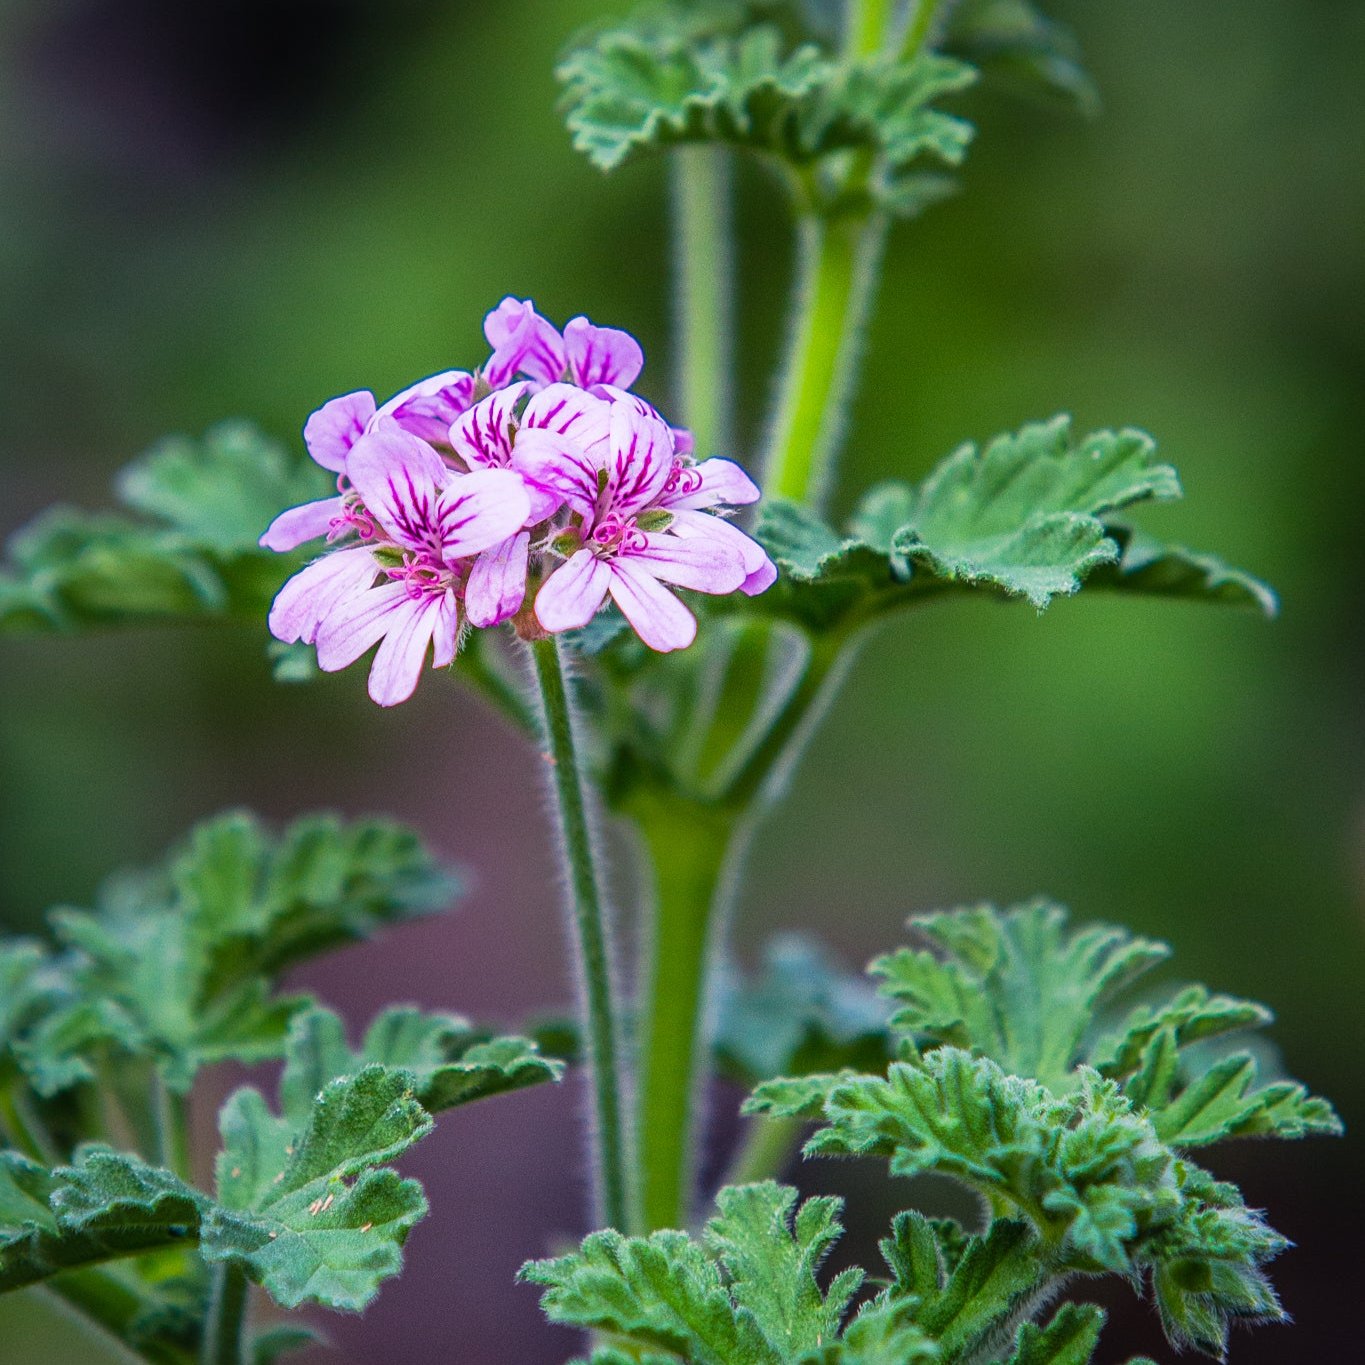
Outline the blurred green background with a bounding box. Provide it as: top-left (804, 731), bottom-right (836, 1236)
top-left (1, 0), bottom-right (1361, 1359)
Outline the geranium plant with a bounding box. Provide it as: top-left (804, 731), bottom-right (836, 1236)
top-left (0, 2), bottom-right (1340, 1362)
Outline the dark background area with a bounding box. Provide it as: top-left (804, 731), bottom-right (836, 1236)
top-left (1, 0), bottom-right (1362, 1360)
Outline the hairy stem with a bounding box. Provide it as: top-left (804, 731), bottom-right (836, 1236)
top-left (200, 1263), bottom-right (248, 1365)
top-left (152, 1075), bottom-right (191, 1183)
top-left (763, 212), bottom-right (889, 509)
top-left (634, 802), bottom-right (739, 1231)
top-left (901, 0), bottom-right (950, 61)
top-left (845, 0), bottom-right (897, 58)
top-left (671, 147), bottom-right (736, 460)
top-left (723, 1115), bottom-right (804, 1189)
top-left (529, 634), bottom-right (633, 1231)
top-left (0, 1087), bottom-right (58, 1164)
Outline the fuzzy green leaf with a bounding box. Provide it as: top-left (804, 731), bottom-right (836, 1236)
top-left (30, 811), bottom-right (459, 1095)
top-left (1006, 1302), bottom-right (1105, 1364)
top-left (732, 417), bottom-right (1271, 634)
top-left (558, 10), bottom-right (975, 216)
top-left (715, 935), bottom-right (891, 1086)
top-left (279, 1005), bottom-right (562, 1123)
top-left (203, 1065), bottom-right (431, 1311)
top-left (0, 423), bottom-right (323, 634)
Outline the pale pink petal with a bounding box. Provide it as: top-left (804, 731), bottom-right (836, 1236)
top-left (483, 298), bottom-right (566, 388)
top-left (660, 457), bottom-right (761, 511)
top-left (432, 468), bottom-right (531, 559)
top-left (607, 559), bottom-right (697, 652)
top-left (511, 428), bottom-right (600, 520)
top-left (605, 399), bottom-right (674, 517)
top-left (314, 581), bottom-right (410, 672)
top-left (669, 510), bottom-right (775, 595)
top-left (449, 382), bottom-right (529, 470)
top-left (268, 546), bottom-right (379, 645)
top-left (522, 383), bottom-right (611, 454)
top-left (259, 496), bottom-right (342, 551)
top-left (465, 531), bottom-right (529, 627)
top-left (535, 550), bottom-right (612, 634)
top-left (620, 530), bottom-right (745, 594)
top-left (304, 392), bottom-right (376, 472)
top-left (564, 316), bottom-right (644, 390)
top-left (671, 426), bottom-right (695, 457)
top-left (367, 594), bottom-right (448, 707)
top-left (346, 425), bottom-right (452, 552)
top-left (430, 592), bottom-right (460, 668)
top-left (374, 371), bottom-right (476, 446)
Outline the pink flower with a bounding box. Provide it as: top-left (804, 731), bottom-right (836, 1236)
top-left (480, 298), bottom-right (646, 396)
top-left (531, 398), bottom-right (767, 652)
top-left (270, 424), bottom-right (530, 706)
top-left (259, 373), bottom-right (477, 553)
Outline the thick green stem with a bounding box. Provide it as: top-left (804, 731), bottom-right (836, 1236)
top-left (723, 1115), bottom-right (804, 1189)
top-left (152, 1075), bottom-right (191, 1183)
top-left (900, 0), bottom-right (949, 61)
top-left (529, 634), bottom-right (633, 1231)
top-left (671, 146), bottom-right (736, 460)
top-left (763, 213), bottom-right (889, 510)
top-left (200, 1263), bottom-right (248, 1365)
top-left (634, 803), bottom-right (740, 1231)
top-left (845, 0), bottom-right (896, 58)
top-left (0, 1086), bottom-right (58, 1164)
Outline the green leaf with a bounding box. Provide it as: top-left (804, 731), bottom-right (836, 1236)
top-left (726, 416), bottom-right (1271, 636)
top-left (714, 934), bottom-right (891, 1086)
top-left (251, 1325), bottom-right (321, 1365)
top-left (704, 1182), bottom-right (862, 1356)
top-left (279, 1005), bottom-right (562, 1123)
top-left (870, 899), bottom-right (1170, 1093)
top-left (946, 0), bottom-right (1099, 115)
top-left (1006, 1302), bottom-right (1105, 1364)
top-left (33, 811), bottom-right (460, 1094)
top-left (0, 422), bottom-right (324, 634)
top-left (557, 12), bottom-right (975, 216)
top-left (202, 1066), bottom-right (431, 1311)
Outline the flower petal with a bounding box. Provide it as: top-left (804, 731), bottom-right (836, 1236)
top-left (374, 371), bottom-right (476, 446)
top-left (607, 559), bottom-right (697, 652)
top-left (660, 457), bottom-right (761, 511)
top-left (564, 316), bottom-right (644, 390)
top-left (259, 496), bottom-right (342, 551)
top-left (511, 428), bottom-right (600, 520)
top-left (346, 424), bottom-right (452, 552)
top-left (621, 530), bottom-right (746, 594)
top-left (535, 550), bottom-right (611, 633)
top-left (605, 398), bottom-right (674, 517)
top-left (367, 593), bottom-right (451, 707)
top-left (465, 531), bottom-right (529, 628)
top-left (483, 298), bottom-right (566, 388)
top-left (268, 546), bottom-right (379, 645)
top-left (314, 580), bottom-right (410, 672)
top-left (432, 468), bottom-right (531, 559)
top-left (304, 392), bottom-right (376, 473)
top-left (449, 382), bottom-right (529, 470)
top-left (668, 510), bottom-right (775, 595)
top-left (522, 383), bottom-right (611, 454)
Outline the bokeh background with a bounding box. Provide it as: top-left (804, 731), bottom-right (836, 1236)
top-left (1, 0), bottom-right (1362, 1359)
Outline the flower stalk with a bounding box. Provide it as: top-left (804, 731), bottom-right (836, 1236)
top-left (200, 1263), bottom-right (248, 1365)
top-left (529, 633), bottom-right (633, 1231)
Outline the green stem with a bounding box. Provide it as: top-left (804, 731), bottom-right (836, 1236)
top-left (152, 1075), bottom-right (191, 1183)
top-left (671, 146), bottom-right (736, 460)
top-left (845, 0), bottom-right (896, 58)
top-left (200, 1263), bottom-right (249, 1365)
top-left (723, 1115), bottom-right (804, 1189)
top-left (763, 212), bottom-right (889, 510)
top-left (44, 1270), bottom-right (189, 1365)
top-left (634, 802), bottom-right (739, 1231)
top-left (0, 1086), bottom-right (58, 1163)
top-left (529, 634), bottom-right (632, 1231)
top-left (900, 0), bottom-right (949, 61)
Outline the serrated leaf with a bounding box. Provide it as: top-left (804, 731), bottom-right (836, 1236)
top-left (279, 1005), bottom-right (561, 1124)
top-left (715, 935), bottom-right (891, 1086)
top-left (558, 11), bottom-right (975, 217)
top-left (871, 899), bottom-right (1170, 1093)
top-left (33, 811), bottom-right (459, 1095)
top-left (203, 1066), bottom-right (432, 1311)
top-left (704, 1182), bottom-right (862, 1355)
top-left (0, 422), bottom-right (324, 635)
top-left (724, 417), bottom-right (1271, 636)
top-left (1006, 1301), bottom-right (1105, 1364)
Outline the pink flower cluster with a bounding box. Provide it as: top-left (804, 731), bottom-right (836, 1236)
top-left (262, 299), bottom-right (775, 706)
